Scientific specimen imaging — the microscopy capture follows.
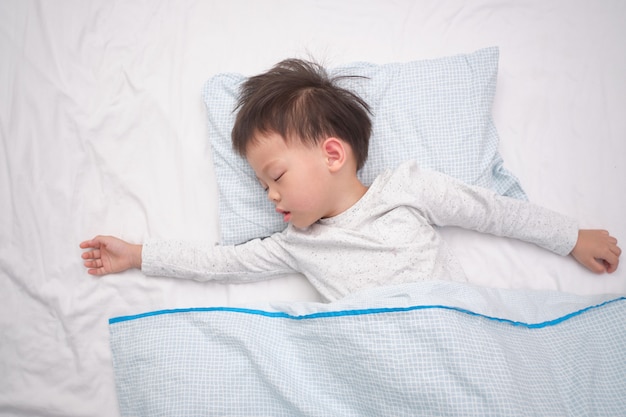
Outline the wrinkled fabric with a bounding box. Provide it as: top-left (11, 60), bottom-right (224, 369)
top-left (110, 281), bottom-right (626, 416)
top-left (1, 1), bottom-right (625, 416)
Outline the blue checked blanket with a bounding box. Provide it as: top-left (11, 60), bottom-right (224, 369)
top-left (109, 281), bottom-right (626, 416)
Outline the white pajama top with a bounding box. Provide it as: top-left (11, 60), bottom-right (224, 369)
top-left (142, 161), bottom-right (578, 302)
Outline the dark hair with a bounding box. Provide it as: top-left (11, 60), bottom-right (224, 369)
top-left (231, 59), bottom-right (372, 170)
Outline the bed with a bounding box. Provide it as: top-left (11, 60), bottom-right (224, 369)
top-left (1, 1), bottom-right (625, 416)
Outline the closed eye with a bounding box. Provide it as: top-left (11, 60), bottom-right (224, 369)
top-left (257, 172), bottom-right (284, 192)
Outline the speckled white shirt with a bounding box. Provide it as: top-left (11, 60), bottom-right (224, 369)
top-left (142, 161), bottom-right (579, 301)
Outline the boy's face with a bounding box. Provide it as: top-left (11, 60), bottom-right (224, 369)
top-left (246, 131), bottom-right (335, 229)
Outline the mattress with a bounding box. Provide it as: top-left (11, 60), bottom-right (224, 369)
top-left (1, 1), bottom-right (625, 416)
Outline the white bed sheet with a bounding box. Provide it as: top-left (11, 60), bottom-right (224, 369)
top-left (1, 0), bottom-right (624, 415)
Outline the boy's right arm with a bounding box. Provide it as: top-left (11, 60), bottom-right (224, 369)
top-left (80, 234), bottom-right (296, 281)
top-left (140, 237), bottom-right (295, 283)
top-left (80, 236), bottom-right (142, 276)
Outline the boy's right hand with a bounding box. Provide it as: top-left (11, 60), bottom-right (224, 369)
top-left (80, 236), bottom-right (142, 276)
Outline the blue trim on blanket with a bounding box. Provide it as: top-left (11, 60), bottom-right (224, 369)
top-left (109, 296), bottom-right (625, 328)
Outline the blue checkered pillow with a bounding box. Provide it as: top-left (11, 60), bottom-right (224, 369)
top-left (202, 47), bottom-right (526, 245)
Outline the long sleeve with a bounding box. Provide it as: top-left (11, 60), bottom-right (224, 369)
top-left (140, 161), bottom-right (580, 301)
top-left (141, 236), bottom-right (297, 282)
top-left (406, 164), bottom-right (579, 256)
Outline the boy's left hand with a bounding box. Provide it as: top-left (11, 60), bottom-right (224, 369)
top-left (571, 229), bottom-right (621, 273)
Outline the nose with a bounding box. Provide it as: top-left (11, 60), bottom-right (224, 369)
top-left (267, 187), bottom-right (280, 203)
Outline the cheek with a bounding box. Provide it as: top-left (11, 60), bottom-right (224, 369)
top-left (285, 178), bottom-right (320, 210)
top-left (283, 159), bottom-right (327, 210)
top-left (301, 182), bottom-right (325, 210)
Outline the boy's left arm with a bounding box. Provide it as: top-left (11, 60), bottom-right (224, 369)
top-left (412, 167), bottom-right (621, 274)
top-left (570, 229), bottom-right (621, 273)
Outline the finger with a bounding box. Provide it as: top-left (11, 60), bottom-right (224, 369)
top-left (80, 239), bottom-right (95, 249)
top-left (606, 260), bottom-right (618, 274)
top-left (600, 258), bottom-right (616, 274)
top-left (610, 244), bottom-right (622, 257)
top-left (80, 240), bottom-right (96, 249)
top-left (87, 267), bottom-right (106, 276)
top-left (86, 258), bottom-right (108, 275)
top-left (588, 259), bottom-right (607, 274)
top-left (589, 248), bottom-right (619, 274)
top-left (83, 259), bottom-right (101, 268)
top-left (80, 237), bottom-right (103, 249)
top-left (602, 252), bottom-right (620, 274)
top-left (81, 249), bottom-right (101, 260)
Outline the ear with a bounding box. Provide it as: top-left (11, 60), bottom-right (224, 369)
top-left (321, 137), bottom-right (346, 172)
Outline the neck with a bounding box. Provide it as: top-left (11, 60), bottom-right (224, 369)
top-left (324, 172), bottom-right (368, 219)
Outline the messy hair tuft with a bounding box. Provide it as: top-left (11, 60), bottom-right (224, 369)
top-left (231, 59), bottom-right (372, 170)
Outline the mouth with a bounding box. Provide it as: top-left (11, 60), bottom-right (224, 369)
top-left (276, 208), bottom-right (291, 223)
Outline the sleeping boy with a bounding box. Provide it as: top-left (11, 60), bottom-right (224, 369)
top-left (80, 58), bottom-right (621, 302)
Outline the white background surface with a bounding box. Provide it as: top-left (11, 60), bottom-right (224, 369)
top-left (1, 1), bottom-right (625, 415)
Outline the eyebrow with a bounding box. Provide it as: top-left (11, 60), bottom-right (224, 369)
top-left (260, 159), bottom-right (280, 174)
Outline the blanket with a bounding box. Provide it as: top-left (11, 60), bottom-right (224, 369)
top-left (109, 281), bottom-right (626, 416)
